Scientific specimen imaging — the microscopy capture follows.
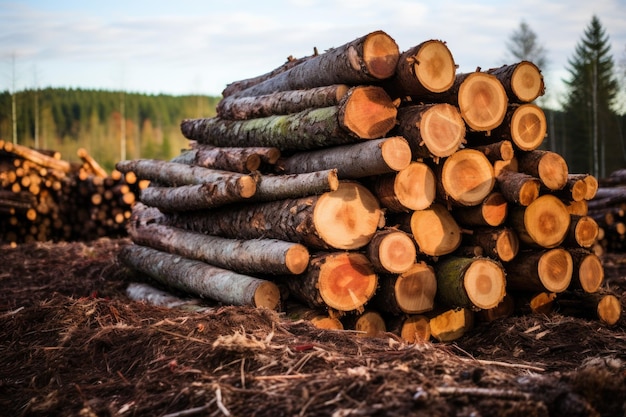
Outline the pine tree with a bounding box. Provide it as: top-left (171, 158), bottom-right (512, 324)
top-left (562, 15), bottom-right (621, 177)
top-left (505, 20), bottom-right (548, 70)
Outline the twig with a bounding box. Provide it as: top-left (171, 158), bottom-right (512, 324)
top-left (161, 400), bottom-right (215, 417)
top-left (215, 386), bottom-right (230, 416)
top-left (150, 327), bottom-right (212, 345)
top-left (436, 386), bottom-right (533, 400)
top-left (462, 357), bottom-right (546, 372)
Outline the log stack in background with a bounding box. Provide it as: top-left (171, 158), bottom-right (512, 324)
top-left (0, 140), bottom-right (139, 244)
top-left (117, 30), bottom-right (622, 341)
top-left (588, 169), bottom-right (626, 253)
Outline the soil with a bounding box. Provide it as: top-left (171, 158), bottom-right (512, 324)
top-left (1, 237), bottom-right (625, 417)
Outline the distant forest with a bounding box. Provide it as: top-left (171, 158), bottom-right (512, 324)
top-left (1, 88), bottom-right (625, 177)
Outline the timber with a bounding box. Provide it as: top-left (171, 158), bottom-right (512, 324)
top-left (472, 104), bottom-right (546, 151)
top-left (284, 302), bottom-right (344, 330)
top-left (516, 149), bottom-right (568, 191)
top-left (567, 248), bottom-right (604, 294)
top-left (556, 291), bottom-right (622, 326)
top-left (368, 161), bottom-right (436, 212)
top-left (118, 244), bottom-right (281, 310)
top-left (342, 310), bottom-right (387, 338)
top-left (436, 149), bottom-right (495, 206)
top-left (429, 308), bottom-right (474, 342)
top-left (564, 215), bottom-right (599, 248)
top-left (451, 192), bottom-right (508, 227)
top-left (397, 315), bottom-right (431, 343)
top-left (77, 148), bottom-right (107, 178)
top-left (504, 248), bottom-right (573, 293)
top-left (365, 228), bottom-right (417, 274)
top-left (509, 194), bottom-right (571, 248)
top-left (486, 61), bottom-right (545, 103)
top-left (464, 227), bottom-right (519, 262)
top-left (496, 169), bottom-right (540, 206)
top-left (171, 145), bottom-right (275, 173)
top-left (251, 169), bottom-right (339, 202)
top-left (568, 173), bottom-right (598, 200)
top-left (396, 203), bottom-right (462, 256)
top-left (473, 140), bottom-right (515, 162)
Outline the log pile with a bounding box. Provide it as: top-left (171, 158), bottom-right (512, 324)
top-left (117, 30), bottom-right (622, 342)
top-left (588, 169), bottom-right (626, 253)
top-left (0, 140), bottom-right (138, 244)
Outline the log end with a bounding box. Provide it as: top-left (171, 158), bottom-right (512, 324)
top-left (441, 149), bottom-right (495, 206)
top-left (597, 294), bottom-right (621, 326)
top-left (524, 195), bottom-right (571, 248)
top-left (317, 253), bottom-right (378, 312)
top-left (578, 253), bottom-right (604, 293)
top-left (518, 178), bottom-right (541, 207)
top-left (511, 104), bottom-right (547, 151)
top-left (429, 308), bottom-right (474, 342)
top-left (538, 152), bottom-right (568, 190)
top-left (464, 258), bottom-right (507, 310)
top-left (412, 40), bottom-right (456, 93)
top-left (285, 244), bottom-right (310, 275)
top-left (395, 161), bottom-right (436, 211)
top-left (377, 230), bottom-right (418, 274)
top-left (380, 136), bottom-right (412, 172)
top-left (253, 281), bottom-right (281, 310)
top-left (458, 72), bottom-right (508, 132)
top-left (400, 315), bottom-right (431, 343)
top-left (512, 61), bottom-right (545, 102)
top-left (310, 316), bottom-right (344, 330)
top-left (481, 192), bottom-right (508, 227)
top-left (395, 262), bottom-right (437, 314)
top-left (354, 311), bottom-right (387, 338)
top-left (362, 31), bottom-right (400, 80)
top-left (342, 86), bottom-right (398, 139)
top-left (410, 203), bottom-right (462, 257)
top-left (575, 216), bottom-right (599, 248)
top-left (420, 103), bottom-right (466, 158)
top-left (495, 228), bottom-right (519, 262)
top-left (538, 248), bottom-right (573, 293)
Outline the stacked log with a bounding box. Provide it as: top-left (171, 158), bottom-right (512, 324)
top-left (588, 169), bottom-right (626, 253)
top-left (0, 140), bottom-right (138, 244)
top-left (117, 30), bottom-right (621, 340)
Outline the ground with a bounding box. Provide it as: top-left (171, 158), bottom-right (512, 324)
top-left (0, 238), bottom-right (625, 417)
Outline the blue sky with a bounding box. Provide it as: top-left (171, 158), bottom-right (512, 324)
top-left (1, 0), bottom-right (625, 108)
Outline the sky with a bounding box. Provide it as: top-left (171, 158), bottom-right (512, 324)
top-left (1, 0), bottom-right (626, 109)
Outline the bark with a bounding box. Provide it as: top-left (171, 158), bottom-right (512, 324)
top-left (567, 199), bottom-right (589, 216)
top-left (139, 181), bottom-right (255, 212)
top-left (567, 248), bottom-right (604, 294)
top-left (250, 169), bottom-right (339, 202)
top-left (125, 282), bottom-right (208, 311)
top-left (180, 86), bottom-right (397, 152)
top-left (451, 192), bottom-right (508, 227)
top-left (496, 169), bottom-right (540, 206)
top-left (117, 244), bottom-right (281, 310)
top-left (486, 61), bottom-right (545, 103)
top-left (395, 103), bottom-right (466, 159)
top-left (464, 227), bottom-right (519, 262)
top-left (509, 194), bottom-right (571, 248)
top-left (229, 30), bottom-right (400, 98)
top-left (549, 176), bottom-right (588, 203)
top-left (281, 252), bottom-right (378, 313)
top-left (384, 39), bottom-right (456, 98)
top-left (436, 149), bottom-right (496, 207)
top-left (516, 149), bottom-right (568, 191)
top-left (155, 181), bottom-right (383, 251)
top-left (556, 290), bottom-right (622, 326)
top-left (171, 145), bottom-right (275, 173)
top-left (473, 140), bottom-right (515, 162)
top-left (127, 220), bottom-right (310, 275)
top-left (504, 248), bottom-right (573, 293)
top-left (368, 161), bottom-right (436, 212)
top-left (599, 168), bottom-right (626, 186)
top-left (476, 294), bottom-right (515, 322)
top-left (217, 84), bottom-right (350, 119)
top-left (429, 307), bottom-right (474, 342)
top-left (275, 137), bottom-right (411, 178)
top-left (364, 227), bottom-right (417, 274)
top-left (563, 215), bottom-right (599, 249)
top-left (370, 261), bottom-right (437, 315)
top-left (434, 256), bottom-right (507, 310)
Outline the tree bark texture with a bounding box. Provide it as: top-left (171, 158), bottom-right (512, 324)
top-left (139, 181), bottom-right (254, 212)
top-left (556, 291), bottom-right (621, 326)
top-left (516, 149), bottom-right (568, 191)
top-left (451, 192), bottom-right (508, 227)
top-left (496, 169), bottom-right (540, 207)
top-left (486, 61), bottom-right (545, 103)
top-left (464, 227), bottom-right (519, 262)
top-left (251, 169), bottom-right (339, 202)
top-left (171, 145), bottom-right (271, 173)
top-left (473, 140), bottom-right (515, 162)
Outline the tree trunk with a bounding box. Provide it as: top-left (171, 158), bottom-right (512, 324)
top-left (364, 227), bottom-right (417, 274)
top-left (155, 181), bottom-right (384, 251)
top-left (384, 39), bottom-right (456, 98)
top-left (567, 248), bottom-right (604, 294)
top-left (217, 84), bottom-right (350, 119)
top-left (370, 261), bottom-right (437, 314)
top-left (514, 291), bottom-right (557, 316)
top-left (117, 244), bottom-right (281, 310)
top-left (367, 161), bottom-right (436, 212)
top-left (568, 173), bottom-right (598, 200)
top-left (496, 169), bottom-right (540, 206)
top-left (471, 104), bottom-right (546, 152)
top-left (516, 149), bottom-right (568, 191)
top-left (504, 248), bottom-right (573, 293)
top-left (464, 227), bottom-right (519, 262)
top-left (394, 203), bottom-right (462, 256)
top-left (556, 291), bottom-right (622, 326)
top-left (563, 215), bottom-right (599, 249)
top-left (395, 315), bottom-right (431, 343)
top-left (180, 86), bottom-right (398, 152)
top-left (341, 310), bottom-right (387, 338)
top-left (2, 140), bottom-right (72, 173)
top-left (275, 136), bottom-right (411, 178)
top-left (171, 145), bottom-right (278, 173)
top-left (509, 194), bottom-right (571, 248)
top-left (434, 256), bottom-right (507, 310)
top-left (395, 103), bottom-right (466, 159)
top-left (127, 220), bottom-right (310, 275)
top-left (473, 140), bottom-right (515, 162)
top-left (451, 192), bottom-right (508, 227)
top-left (549, 175), bottom-right (589, 203)
top-left (429, 307), bottom-right (474, 342)
top-left (77, 147), bottom-right (108, 178)
top-left (251, 169), bottom-right (339, 202)
top-left (476, 293), bottom-right (515, 322)
top-left (227, 30), bottom-right (400, 98)
top-left (436, 149), bottom-right (496, 207)
top-left (139, 181), bottom-right (255, 212)
top-left (281, 252), bottom-right (378, 313)
top-left (486, 61), bottom-right (545, 103)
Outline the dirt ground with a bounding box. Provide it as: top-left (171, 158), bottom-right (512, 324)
top-left (1, 237), bottom-right (625, 417)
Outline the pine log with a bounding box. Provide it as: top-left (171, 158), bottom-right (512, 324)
top-left (504, 248), bottom-right (573, 293)
top-left (395, 103), bottom-right (466, 159)
top-left (599, 168), bottom-right (626, 186)
top-left (471, 104), bottom-right (546, 151)
top-left (217, 84), bottom-right (350, 119)
top-left (514, 291), bottom-right (557, 315)
top-left (342, 310), bottom-right (387, 338)
top-left (473, 140), bottom-right (515, 162)
top-left (275, 136), bottom-right (411, 178)
top-left (384, 39), bottom-right (456, 98)
top-left (127, 220), bottom-right (310, 275)
top-left (371, 261), bottom-right (437, 315)
top-left (567, 248), bottom-right (604, 294)
top-left (364, 228), bottom-right (417, 274)
top-left (556, 291), bottom-right (622, 326)
top-left (451, 192), bottom-right (508, 227)
top-left (429, 308), bottom-right (474, 342)
top-left (395, 203), bottom-right (462, 256)
top-left (509, 194), bottom-right (571, 248)
top-left (436, 149), bottom-right (496, 207)
top-left (563, 215), bottom-right (599, 248)
top-left (180, 86), bottom-right (398, 151)
top-left (283, 302), bottom-right (344, 330)
top-left (567, 199), bottom-right (589, 216)
top-left (493, 157), bottom-right (518, 177)
top-left (435, 256), bottom-right (507, 310)
top-left (251, 169), bottom-right (339, 202)
top-left (281, 252), bottom-right (378, 313)
top-left (572, 173), bottom-right (599, 200)
top-left (77, 148), bottom-right (108, 178)
top-left (139, 181), bottom-right (255, 212)
top-left (486, 61), bottom-right (545, 103)
top-left (1, 141), bottom-right (71, 173)
top-left (496, 169), bottom-right (540, 206)
top-left (549, 175), bottom-right (588, 203)
top-left (117, 244), bottom-right (281, 310)
top-left (155, 181), bottom-right (384, 250)
top-left (126, 282), bottom-right (208, 311)
top-left (464, 227), bottom-right (519, 262)
top-left (171, 145), bottom-right (268, 173)
top-left (396, 315), bottom-right (431, 343)
top-left (228, 30), bottom-right (400, 98)
top-left (516, 149), bottom-right (568, 191)
top-left (368, 161), bottom-right (436, 212)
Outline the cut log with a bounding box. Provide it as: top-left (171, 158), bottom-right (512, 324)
top-left (436, 149), bottom-right (496, 207)
top-left (364, 228), bottom-right (417, 274)
top-left (474, 104), bottom-right (546, 151)
top-left (281, 252), bottom-right (378, 313)
top-left (464, 227), bottom-right (519, 262)
top-left (572, 173), bottom-right (599, 200)
top-left (567, 248), bottom-right (604, 294)
top-left (251, 169), bottom-right (339, 202)
top-left (509, 194), bottom-right (571, 248)
top-left (395, 103), bottom-right (466, 159)
top-left (476, 293), bottom-right (515, 322)
top-left (126, 282), bottom-right (208, 311)
top-left (473, 140), bottom-right (515, 162)
top-left (385, 39), bottom-right (456, 98)
top-left (549, 175), bottom-right (588, 203)
top-left (567, 199), bottom-right (589, 216)
top-left (434, 256), bottom-right (507, 310)
top-left (180, 86), bottom-right (398, 151)
top-left (514, 291), bottom-right (557, 315)
top-left (117, 244), bottom-right (281, 310)
top-left (486, 61), bottom-right (545, 103)
top-left (371, 261), bottom-right (437, 315)
top-left (171, 145), bottom-right (271, 173)
top-left (516, 149), bottom-right (568, 190)
top-left (275, 136), bottom-right (411, 178)
top-left (429, 308), bottom-right (474, 342)
top-left (217, 84), bottom-right (350, 119)
top-left (368, 161), bottom-right (436, 212)
top-left (504, 248), bottom-right (573, 293)
top-left (397, 315), bottom-right (431, 343)
top-left (284, 302), bottom-right (344, 330)
top-left (77, 148), bottom-right (108, 178)
top-left (556, 291), bottom-right (622, 326)
top-left (496, 169), bottom-right (540, 206)
top-left (139, 181), bottom-right (255, 212)
top-left (342, 310), bottom-right (387, 338)
top-left (451, 192), bottom-right (508, 227)
top-left (127, 220), bottom-right (310, 275)
top-left (2, 141), bottom-right (72, 173)
top-left (493, 157), bottom-right (518, 177)
top-left (563, 215), bottom-right (599, 248)
top-left (156, 181), bottom-right (384, 250)
top-left (395, 203), bottom-right (462, 256)
top-left (229, 30), bottom-right (400, 98)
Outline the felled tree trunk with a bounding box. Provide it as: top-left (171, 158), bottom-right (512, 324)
top-left (464, 227), bottom-right (519, 262)
top-left (563, 215), bottom-right (599, 249)
top-left (171, 145), bottom-right (276, 173)
top-left (251, 169), bottom-right (339, 202)
top-left (451, 192), bottom-right (508, 227)
top-left (281, 252), bottom-right (378, 313)
top-left (283, 302), bottom-right (344, 330)
top-left (77, 148), bottom-right (107, 178)
top-left (473, 140), bottom-right (514, 162)
top-left (2, 141), bottom-right (72, 173)
top-left (364, 228), bottom-right (417, 274)
top-left (139, 181), bottom-right (255, 212)
top-left (567, 248), bottom-right (604, 294)
top-left (367, 161), bottom-right (436, 212)
top-left (118, 244), bottom-right (281, 310)
top-left (393, 315), bottom-right (431, 343)
top-left (509, 194), bottom-right (571, 248)
top-left (429, 308), bottom-right (474, 342)
top-left (435, 149), bottom-right (495, 207)
top-left (516, 149), bottom-right (568, 191)
top-left (341, 310), bottom-right (387, 338)
top-left (486, 61), bottom-right (545, 103)
top-left (504, 248), bottom-right (573, 293)
top-left (556, 291), bottom-right (622, 326)
top-left (496, 169), bottom-right (540, 206)
top-left (514, 291), bottom-right (557, 316)
top-left (568, 173), bottom-right (598, 200)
